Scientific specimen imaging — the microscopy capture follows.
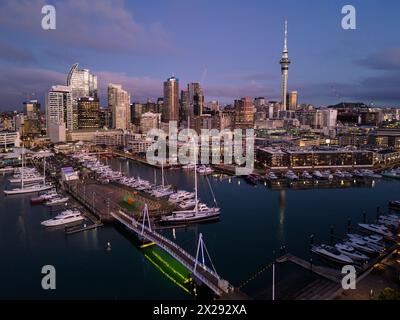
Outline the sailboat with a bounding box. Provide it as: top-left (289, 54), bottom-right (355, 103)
top-left (4, 155), bottom-right (53, 195)
top-left (160, 142), bottom-right (220, 225)
top-left (151, 162), bottom-right (174, 198)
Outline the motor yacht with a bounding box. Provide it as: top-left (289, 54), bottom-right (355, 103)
top-left (168, 191), bottom-right (195, 204)
top-left (345, 238), bottom-right (380, 255)
top-left (347, 233), bottom-right (383, 244)
top-left (266, 172), bottom-right (278, 181)
top-left (41, 209), bottom-right (84, 227)
top-left (335, 243), bottom-right (369, 261)
top-left (311, 244), bottom-right (354, 264)
top-left (389, 200), bottom-right (400, 211)
top-left (45, 196), bottom-right (69, 206)
top-left (301, 171), bottom-right (312, 179)
top-left (285, 170), bottom-right (299, 181)
top-left (312, 170), bottom-right (324, 180)
top-left (358, 223), bottom-right (394, 238)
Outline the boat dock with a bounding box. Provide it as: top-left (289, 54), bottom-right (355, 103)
top-left (276, 254), bottom-right (342, 283)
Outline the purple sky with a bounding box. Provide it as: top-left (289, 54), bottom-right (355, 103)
top-left (0, 0), bottom-right (400, 110)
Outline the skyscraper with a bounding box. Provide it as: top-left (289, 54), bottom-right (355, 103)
top-left (67, 63), bottom-right (98, 99)
top-left (108, 84), bottom-right (131, 131)
top-left (188, 82), bottom-right (204, 117)
top-left (279, 20), bottom-right (291, 111)
top-left (235, 97), bottom-right (255, 128)
top-left (288, 91), bottom-right (298, 111)
top-left (23, 100), bottom-right (41, 136)
top-left (46, 85), bottom-right (72, 142)
top-left (67, 63), bottom-right (98, 130)
top-left (77, 97), bottom-right (100, 129)
top-left (162, 77), bottom-right (179, 123)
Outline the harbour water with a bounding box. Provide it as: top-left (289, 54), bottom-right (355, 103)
top-left (1, 158), bottom-right (399, 299)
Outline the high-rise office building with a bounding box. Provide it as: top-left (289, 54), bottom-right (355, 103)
top-left (108, 84), bottom-right (131, 131)
top-left (162, 77), bottom-right (179, 123)
top-left (235, 97), bottom-right (255, 128)
top-left (67, 63), bottom-right (97, 130)
top-left (279, 20), bottom-right (291, 111)
top-left (77, 97), bottom-right (100, 129)
top-left (46, 85), bottom-right (72, 142)
top-left (99, 107), bottom-right (112, 129)
top-left (180, 90), bottom-right (189, 120)
top-left (67, 63), bottom-right (98, 99)
top-left (188, 82), bottom-right (204, 117)
top-left (254, 97), bottom-right (266, 111)
top-left (287, 91), bottom-right (298, 111)
top-left (23, 100), bottom-right (41, 136)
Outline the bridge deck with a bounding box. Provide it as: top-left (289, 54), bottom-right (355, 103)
top-left (111, 209), bottom-right (231, 296)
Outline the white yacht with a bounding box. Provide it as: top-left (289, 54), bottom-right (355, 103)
top-left (4, 154), bottom-right (52, 195)
top-left (301, 171), bottom-right (312, 179)
top-left (311, 244), bottom-right (354, 264)
top-left (4, 183), bottom-right (53, 195)
top-left (358, 223), bottom-right (394, 238)
top-left (161, 204), bottom-right (220, 225)
top-left (342, 171), bottom-right (353, 178)
top-left (361, 169), bottom-right (382, 179)
top-left (353, 170), bottom-right (365, 178)
top-left (168, 191), bottom-right (195, 204)
top-left (335, 243), bottom-right (369, 261)
top-left (41, 209), bottom-right (84, 227)
top-left (160, 147), bottom-right (220, 225)
top-left (45, 196), bottom-right (69, 206)
top-left (312, 170), bottom-right (324, 180)
top-left (347, 233), bottom-right (383, 244)
top-left (182, 164), bottom-right (196, 170)
top-left (266, 172), bottom-right (278, 181)
top-left (197, 165), bottom-right (214, 175)
top-left (345, 238), bottom-right (380, 255)
top-left (377, 215), bottom-right (399, 228)
top-left (30, 189), bottom-right (58, 204)
top-left (9, 174), bottom-right (44, 184)
top-left (0, 166), bottom-right (14, 173)
top-left (285, 170), bottom-right (299, 181)
top-left (334, 170), bottom-right (346, 179)
top-left (178, 198), bottom-right (199, 210)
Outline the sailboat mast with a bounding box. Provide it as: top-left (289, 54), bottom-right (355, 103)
top-left (43, 157), bottom-right (46, 185)
top-left (194, 140), bottom-right (198, 213)
top-left (21, 145), bottom-right (24, 189)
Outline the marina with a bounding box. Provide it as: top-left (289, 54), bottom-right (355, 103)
top-left (1, 153), bottom-right (400, 300)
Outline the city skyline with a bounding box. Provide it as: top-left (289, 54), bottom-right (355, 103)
top-left (1, 0), bottom-right (400, 110)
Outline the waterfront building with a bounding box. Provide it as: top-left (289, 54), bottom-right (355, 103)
top-left (108, 84), bottom-right (131, 131)
top-left (162, 77), bottom-right (179, 124)
top-left (140, 112), bottom-right (161, 134)
top-left (257, 146), bottom-right (374, 170)
top-left (0, 131), bottom-right (21, 148)
top-left (279, 20), bottom-right (291, 111)
top-left (46, 85), bottom-right (72, 142)
top-left (235, 97), bottom-right (255, 129)
top-left (77, 97), bottom-right (100, 129)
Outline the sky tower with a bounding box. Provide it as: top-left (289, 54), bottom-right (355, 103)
top-left (280, 20), bottom-right (291, 111)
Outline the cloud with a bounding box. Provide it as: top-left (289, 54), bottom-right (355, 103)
top-left (0, 67), bottom-right (65, 109)
top-left (0, 0), bottom-right (175, 55)
top-left (355, 48), bottom-right (400, 70)
top-left (0, 43), bottom-right (36, 64)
